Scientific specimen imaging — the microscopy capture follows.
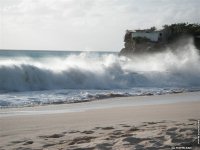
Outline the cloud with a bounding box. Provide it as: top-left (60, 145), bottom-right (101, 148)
top-left (0, 0), bottom-right (200, 51)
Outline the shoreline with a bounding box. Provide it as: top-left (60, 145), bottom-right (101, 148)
top-left (1, 91), bottom-right (200, 117)
top-left (0, 92), bottom-right (200, 149)
top-left (1, 88), bottom-right (200, 110)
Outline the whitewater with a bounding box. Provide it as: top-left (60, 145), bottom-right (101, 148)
top-left (1, 40), bottom-right (200, 107)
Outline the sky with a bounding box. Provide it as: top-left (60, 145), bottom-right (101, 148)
top-left (0, 0), bottom-right (200, 51)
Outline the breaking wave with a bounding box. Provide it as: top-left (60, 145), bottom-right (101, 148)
top-left (0, 42), bottom-right (200, 93)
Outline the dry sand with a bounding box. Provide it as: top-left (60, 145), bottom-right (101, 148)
top-left (0, 92), bottom-right (200, 150)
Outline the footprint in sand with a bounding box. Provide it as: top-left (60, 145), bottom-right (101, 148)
top-left (128, 126), bottom-right (140, 132)
top-left (101, 126), bottom-right (114, 130)
top-left (111, 130), bottom-right (123, 135)
top-left (23, 140), bottom-right (34, 145)
top-left (120, 133), bottom-right (134, 137)
top-left (10, 139), bottom-right (33, 146)
top-left (68, 130), bottom-right (80, 134)
top-left (119, 124), bottom-right (131, 128)
top-left (81, 130), bottom-right (94, 134)
top-left (11, 140), bottom-right (27, 144)
top-left (68, 136), bottom-right (96, 145)
top-left (167, 127), bottom-right (178, 132)
top-left (39, 133), bottom-right (65, 139)
top-left (95, 143), bottom-right (112, 150)
top-left (143, 121), bottom-right (157, 125)
top-left (43, 143), bottom-right (57, 148)
top-left (122, 137), bottom-right (144, 144)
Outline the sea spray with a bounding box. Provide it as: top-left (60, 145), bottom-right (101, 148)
top-left (0, 41), bottom-right (200, 107)
top-left (0, 44), bottom-right (200, 92)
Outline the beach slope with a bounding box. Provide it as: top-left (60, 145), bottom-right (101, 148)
top-left (0, 92), bottom-right (200, 150)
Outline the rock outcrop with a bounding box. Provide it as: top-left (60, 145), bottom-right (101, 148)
top-left (119, 23), bottom-right (200, 56)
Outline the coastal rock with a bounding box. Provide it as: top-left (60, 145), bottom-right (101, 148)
top-left (119, 23), bottom-right (200, 56)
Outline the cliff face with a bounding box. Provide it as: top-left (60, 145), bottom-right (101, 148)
top-left (119, 35), bottom-right (200, 57)
top-left (119, 23), bottom-right (200, 56)
top-left (119, 31), bottom-right (166, 56)
top-left (119, 35), bottom-right (200, 56)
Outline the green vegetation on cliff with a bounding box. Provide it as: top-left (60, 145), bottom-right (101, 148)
top-left (163, 23), bottom-right (200, 42)
top-left (120, 23), bottom-right (200, 56)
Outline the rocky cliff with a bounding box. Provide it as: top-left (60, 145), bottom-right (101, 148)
top-left (119, 23), bottom-right (200, 56)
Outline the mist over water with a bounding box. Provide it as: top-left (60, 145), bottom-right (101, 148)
top-left (0, 40), bottom-right (200, 107)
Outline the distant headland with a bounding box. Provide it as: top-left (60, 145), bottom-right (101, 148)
top-left (119, 23), bottom-right (200, 56)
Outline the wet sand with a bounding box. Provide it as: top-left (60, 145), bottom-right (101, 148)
top-left (0, 92), bottom-right (200, 150)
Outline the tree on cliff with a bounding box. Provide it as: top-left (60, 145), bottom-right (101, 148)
top-left (119, 23), bottom-right (200, 56)
top-left (163, 23), bottom-right (200, 42)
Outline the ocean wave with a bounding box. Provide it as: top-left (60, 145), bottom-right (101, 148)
top-left (0, 42), bottom-right (200, 92)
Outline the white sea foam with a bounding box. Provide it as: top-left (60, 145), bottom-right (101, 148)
top-left (0, 40), bottom-right (200, 107)
top-left (0, 43), bottom-right (200, 92)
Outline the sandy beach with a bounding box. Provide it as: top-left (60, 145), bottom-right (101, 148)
top-left (1, 0), bottom-right (200, 150)
top-left (0, 92), bottom-right (200, 150)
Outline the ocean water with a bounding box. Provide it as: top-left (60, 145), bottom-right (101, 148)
top-left (1, 42), bottom-right (200, 108)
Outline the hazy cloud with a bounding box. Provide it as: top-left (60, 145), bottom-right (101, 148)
top-left (0, 0), bottom-right (200, 51)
